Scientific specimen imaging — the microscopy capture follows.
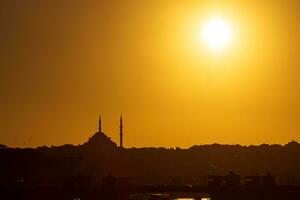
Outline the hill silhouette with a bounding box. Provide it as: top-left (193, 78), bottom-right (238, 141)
top-left (1, 132), bottom-right (300, 187)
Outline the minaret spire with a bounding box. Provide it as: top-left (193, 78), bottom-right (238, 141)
top-left (120, 114), bottom-right (123, 148)
top-left (99, 115), bottom-right (102, 133)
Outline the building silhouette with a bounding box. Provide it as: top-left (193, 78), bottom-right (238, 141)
top-left (99, 115), bottom-right (102, 133)
top-left (208, 171), bottom-right (240, 188)
top-left (120, 115), bottom-right (123, 148)
top-left (244, 173), bottom-right (276, 187)
top-left (97, 115), bottom-right (124, 148)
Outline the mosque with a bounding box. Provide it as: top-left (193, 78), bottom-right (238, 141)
top-left (85, 115), bottom-right (124, 149)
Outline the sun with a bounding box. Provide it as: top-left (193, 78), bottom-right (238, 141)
top-left (201, 17), bottom-right (233, 51)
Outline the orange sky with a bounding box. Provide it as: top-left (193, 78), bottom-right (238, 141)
top-left (0, 0), bottom-right (300, 148)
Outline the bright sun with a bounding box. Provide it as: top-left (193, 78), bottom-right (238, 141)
top-left (201, 17), bottom-right (233, 51)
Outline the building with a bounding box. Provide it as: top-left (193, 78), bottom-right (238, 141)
top-left (208, 172), bottom-right (240, 188)
top-left (245, 173), bottom-right (276, 187)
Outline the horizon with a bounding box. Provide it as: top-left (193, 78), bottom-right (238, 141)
top-left (2, 125), bottom-right (299, 149)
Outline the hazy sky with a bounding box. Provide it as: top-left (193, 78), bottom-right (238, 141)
top-left (1, 0), bottom-right (300, 148)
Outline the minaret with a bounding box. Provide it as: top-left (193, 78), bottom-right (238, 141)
top-left (99, 115), bottom-right (102, 133)
top-left (120, 115), bottom-right (123, 148)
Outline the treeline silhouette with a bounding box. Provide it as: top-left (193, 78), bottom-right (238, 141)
top-left (1, 132), bottom-right (300, 188)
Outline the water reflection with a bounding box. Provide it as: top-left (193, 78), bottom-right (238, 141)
top-left (176, 198), bottom-right (210, 200)
top-left (130, 194), bottom-right (210, 200)
top-left (176, 198), bottom-right (195, 200)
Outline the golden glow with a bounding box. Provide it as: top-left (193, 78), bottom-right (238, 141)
top-left (201, 17), bottom-right (233, 51)
top-left (1, 1), bottom-right (299, 148)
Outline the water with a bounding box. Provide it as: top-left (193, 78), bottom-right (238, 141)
top-left (131, 194), bottom-right (210, 200)
top-left (176, 199), bottom-right (195, 200)
top-left (176, 198), bottom-right (210, 200)
top-left (176, 197), bottom-right (210, 200)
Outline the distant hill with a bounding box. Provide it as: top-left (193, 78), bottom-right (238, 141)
top-left (1, 132), bottom-right (300, 186)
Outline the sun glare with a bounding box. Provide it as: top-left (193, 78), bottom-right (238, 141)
top-left (201, 17), bottom-right (233, 51)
